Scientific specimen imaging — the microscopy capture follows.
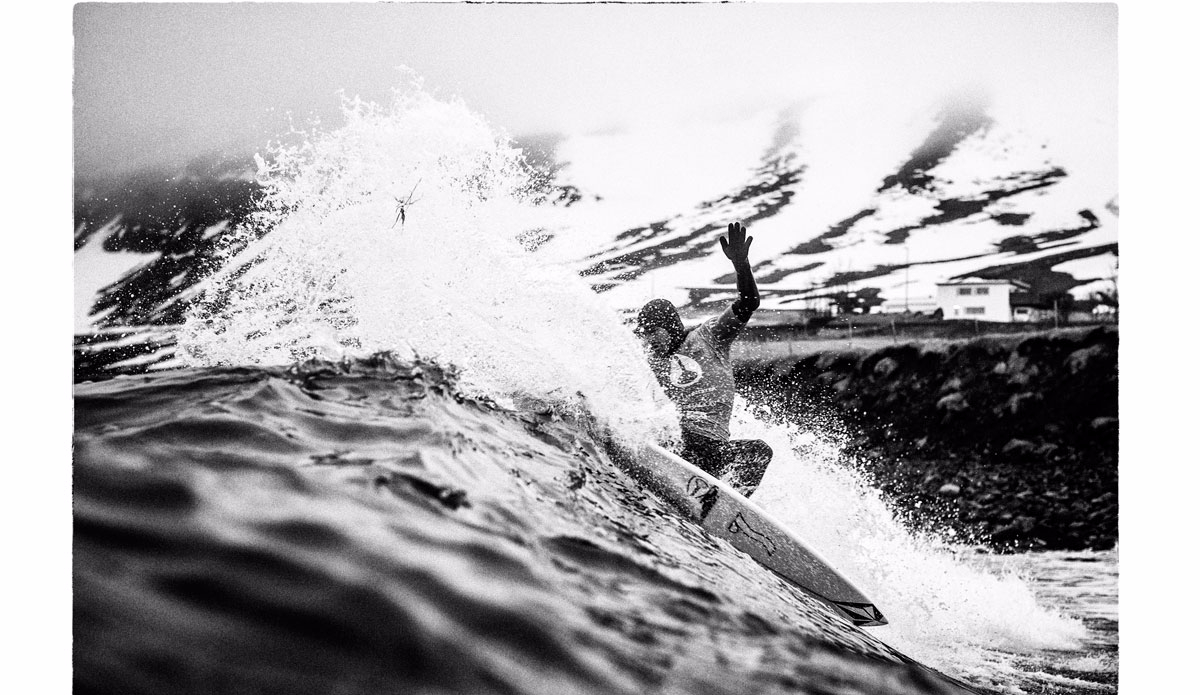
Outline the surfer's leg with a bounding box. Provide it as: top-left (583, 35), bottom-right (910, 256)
top-left (718, 439), bottom-right (773, 496)
top-left (680, 432), bottom-right (727, 477)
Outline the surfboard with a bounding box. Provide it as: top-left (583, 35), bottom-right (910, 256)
top-left (613, 442), bottom-right (887, 627)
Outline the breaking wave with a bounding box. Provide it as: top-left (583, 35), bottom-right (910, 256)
top-left (177, 74), bottom-right (677, 447)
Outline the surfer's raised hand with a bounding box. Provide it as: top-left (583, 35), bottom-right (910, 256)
top-left (721, 221), bottom-right (760, 322)
top-left (720, 222), bottom-right (753, 266)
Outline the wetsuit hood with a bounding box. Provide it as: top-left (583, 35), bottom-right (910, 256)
top-left (635, 299), bottom-right (687, 356)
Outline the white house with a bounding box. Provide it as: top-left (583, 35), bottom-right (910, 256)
top-left (935, 278), bottom-right (1025, 322)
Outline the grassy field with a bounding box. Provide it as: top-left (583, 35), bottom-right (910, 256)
top-left (731, 325), bottom-right (1113, 362)
top-left (732, 336), bottom-right (923, 360)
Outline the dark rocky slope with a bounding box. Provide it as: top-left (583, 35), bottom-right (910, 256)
top-left (737, 327), bottom-right (1118, 551)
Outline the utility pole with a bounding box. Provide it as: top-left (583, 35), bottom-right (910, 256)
top-left (904, 244), bottom-right (910, 313)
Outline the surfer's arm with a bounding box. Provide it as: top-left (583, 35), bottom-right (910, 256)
top-left (709, 222), bottom-right (759, 350)
top-left (720, 222), bottom-right (760, 322)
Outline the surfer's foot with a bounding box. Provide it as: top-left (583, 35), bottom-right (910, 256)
top-left (723, 474), bottom-right (754, 497)
top-left (683, 435), bottom-right (773, 496)
top-left (723, 439), bottom-right (773, 496)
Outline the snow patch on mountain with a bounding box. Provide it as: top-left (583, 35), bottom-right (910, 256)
top-left (74, 222), bottom-right (159, 332)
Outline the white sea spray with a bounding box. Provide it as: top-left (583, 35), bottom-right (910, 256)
top-left (178, 76), bottom-right (679, 446)
top-left (732, 401), bottom-right (1088, 687)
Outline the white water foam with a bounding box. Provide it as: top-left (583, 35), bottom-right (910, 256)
top-left (177, 75), bottom-right (678, 446)
top-left (732, 403), bottom-right (1087, 690)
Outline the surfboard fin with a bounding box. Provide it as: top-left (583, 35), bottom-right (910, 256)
top-left (831, 601), bottom-right (888, 627)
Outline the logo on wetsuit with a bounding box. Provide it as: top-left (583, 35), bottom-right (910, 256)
top-left (668, 354), bottom-right (703, 387)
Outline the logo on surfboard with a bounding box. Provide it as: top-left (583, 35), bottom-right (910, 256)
top-left (686, 476), bottom-right (719, 518)
top-left (728, 513), bottom-right (778, 557)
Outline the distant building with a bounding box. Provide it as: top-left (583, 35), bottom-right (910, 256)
top-left (1010, 290), bottom-right (1066, 323)
top-left (877, 297), bottom-right (939, 315)
top-left (1011, 304), bottom-right (1056, 323)
top-left (935, 278), bottom-right (1028, 322)
top-left (1012, 296), bottom-right (1117, 324)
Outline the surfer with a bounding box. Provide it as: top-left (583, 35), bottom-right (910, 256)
top-left (634, 221), bottom-right (773, 496)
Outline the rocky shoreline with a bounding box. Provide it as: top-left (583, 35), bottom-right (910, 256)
top-left (737, 326), bottom-right (1118, 552)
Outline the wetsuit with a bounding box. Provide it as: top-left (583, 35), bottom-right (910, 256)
top-left (636, 223), bottom-right (772, 496)
top-left (645, 306), bottom-right (773, 494)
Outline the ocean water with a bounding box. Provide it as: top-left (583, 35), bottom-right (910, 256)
top-left (73, 362), bottom-right (1117, 695)
top-left (74, 82), bottom-right (1117, 694)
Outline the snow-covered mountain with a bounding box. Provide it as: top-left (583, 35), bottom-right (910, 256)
top-left (73, 92), bottom-right (1116, 377)
top-left (556, 94), bottom-right (1116, 316)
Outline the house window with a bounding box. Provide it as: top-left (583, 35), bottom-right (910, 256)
top-left (975, 287), bottom-right (990, 295)
top-left (957, 288), bottom-right (973, 296)
top-left (965, 307), bottom-right (986, 315)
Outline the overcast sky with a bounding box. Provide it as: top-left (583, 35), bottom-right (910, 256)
top-left (73, 2), bottom-right (1116, 178)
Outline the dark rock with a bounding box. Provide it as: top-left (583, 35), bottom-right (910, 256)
top-left (1002, 439), bottom-right (1038, 456)
top-left (936, 393), bottom-right (967, 411)
top-left (939, 377), bottom-right (964, 393)
top-left (735, 327), bottom-right (1118, 552)
top-left (1006, 354), bottom-right (1038, 386)
top-left (816, 371), bottom-right (841, 386)
top-left (1066, 345), bottom-right (1105, 373)
top-left (991, 523), bottom-right (1021, 544)
top-left (1003, 392), bottom-right (1038, 416)
top-left (815, 352), bottom-right (849, 371)
top-left (874, 357), bottom-right (899, 377)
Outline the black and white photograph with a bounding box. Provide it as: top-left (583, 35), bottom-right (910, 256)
top-left (27, 0), bottom-right (1168, 692)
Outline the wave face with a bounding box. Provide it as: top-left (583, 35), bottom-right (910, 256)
top-left (75, 357), bottom-right (959, 695)
top-left (74, 357), bottom-right (1113, 694)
